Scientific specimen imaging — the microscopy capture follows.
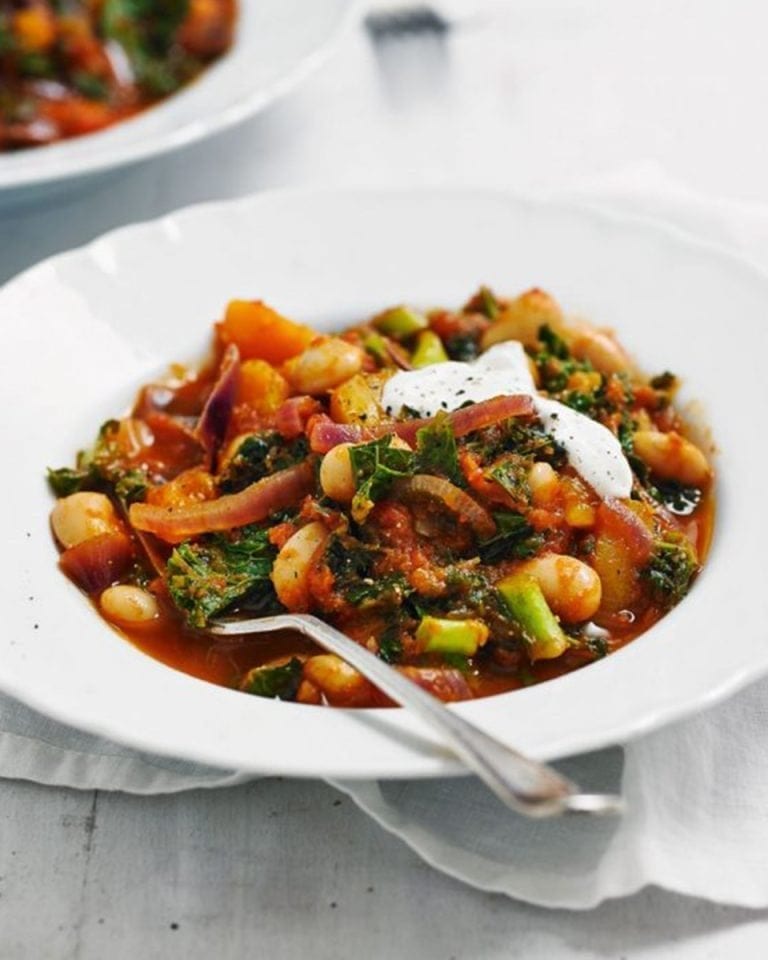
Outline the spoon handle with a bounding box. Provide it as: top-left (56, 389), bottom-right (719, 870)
top-left (211, 613), bottom-right (623, 818)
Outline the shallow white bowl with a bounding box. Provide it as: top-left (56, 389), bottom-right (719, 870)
top-left (2, 187), bottom-right (766, 779)
top-left (0, 0), bottom-right (353, 203)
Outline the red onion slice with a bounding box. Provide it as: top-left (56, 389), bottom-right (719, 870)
top-left (129, 461), bottom-right (314, 543)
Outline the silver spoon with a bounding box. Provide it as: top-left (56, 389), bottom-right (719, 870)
top-left (210, 613), bottom-right (623, 819)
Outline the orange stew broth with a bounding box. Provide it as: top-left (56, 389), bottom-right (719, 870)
top-left (51, 290), bottom-right (715, 706)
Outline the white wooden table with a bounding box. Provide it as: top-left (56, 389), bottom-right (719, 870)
top-left (4, 3), bottom-right (768, 955)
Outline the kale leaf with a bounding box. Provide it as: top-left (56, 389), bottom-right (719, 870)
top-left (47, 420), bottom-right (149, 503)
top-left (218, 432), bottom-right (308, 494)
top-left (348, 435), bottom-right (414, 521)
top-left (642, 534), bottom-right (699, 608)
top-left (47, 465), bottom-right (99, 497)
top-left (241, 659), bottom-right (303, 700)
top-left (487, 454), bottom-right (531, 505)
top-left (478, 512), bottom-right (543, 563)
top-left (377, 622), bottom-right (403, 664)
top-left (166, 525), bottom-right (277, 628)
top-left (414, 414), bottom-right (463, 485)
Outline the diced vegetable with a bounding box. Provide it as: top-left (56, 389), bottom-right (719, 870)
top-left (219, 300), bottom-right (315, 364)
top-left (416, 615), bottom-right (489, 656)
top-left (497, 573), bottom-right (569, 661)
top-left (329, 374), bottom-right (383, 425)
top-left (238, 359), bottom-right (291, 413)
top-left (411, 330), bottom-right (449, 368)
top-left (373, 305), bottom-right (429, 340)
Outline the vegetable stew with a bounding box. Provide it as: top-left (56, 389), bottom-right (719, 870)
top-left (48, 288), bottom-right (714, 707)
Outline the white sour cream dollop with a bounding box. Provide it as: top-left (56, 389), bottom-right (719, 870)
top-left (381, 341), bottom-right (632, 500)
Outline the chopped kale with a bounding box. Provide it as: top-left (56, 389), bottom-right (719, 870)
top-left (537, 323), bottom-right (570, 360)
top-left (562, 390), bottom-right (598, 415)
top-left (47, 465), bottom-right (99, 497)
top-left (642, 533), bottom-right (699, 608)
top-left (218, 433), bottom-right (308, 493)
top-left (445, 333), bottom-right (480, 362)
top-left (114, 469), bottom-right (149, 504)
top-left (532, 324), bottom-right (594, 393)
top-left (166, 525), bottom-right (277, 628)
top-left (345, 574), bottom-right (409, 608)
top-left (324, 534), bottom-right (375, 589)
top-left (487, 454), bottom-right (531, 505)
top-left (348, 435), bottom-right (414, 521)
top-left (478, 512), bottom-right (543, 564)
top-left (241, 659), bottom-right (303, 700)
top-left (651, 480), bottom-right (703, 516)
top-left (47, 420), bottom-right (149, 501)
top-left (467, 421), bottom-right (566, 468)
top-left (414, 414), bottom-right (463, 485)
top-left (378, 622), bottom-right (403, 664)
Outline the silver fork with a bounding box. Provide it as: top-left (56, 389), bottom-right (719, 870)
top-left (210, 613), bottom-right (624, 819)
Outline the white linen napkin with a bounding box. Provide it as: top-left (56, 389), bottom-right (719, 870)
top-left (4, 170), bottom-right (768, 910)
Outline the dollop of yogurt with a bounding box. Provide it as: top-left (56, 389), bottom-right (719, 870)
top-left (381, 341), bottom-right (632, 500)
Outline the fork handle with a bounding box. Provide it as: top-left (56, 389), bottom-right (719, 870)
top-left (212, 614), bottom-right (622, 818)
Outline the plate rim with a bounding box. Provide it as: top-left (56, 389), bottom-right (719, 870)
top-left (2, 184), bottom-right (766, 778)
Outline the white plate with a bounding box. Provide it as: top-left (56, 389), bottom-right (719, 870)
top-left (0, 0), bottom-right (353, 203)
top-left (2, 187), bottom-right (766, 779)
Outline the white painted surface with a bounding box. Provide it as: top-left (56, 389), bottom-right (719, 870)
top-left (5, 1), bottom-right (768, 954)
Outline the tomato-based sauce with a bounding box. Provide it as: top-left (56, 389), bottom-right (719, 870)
top-left (49, 288), bottom-right (716, 707)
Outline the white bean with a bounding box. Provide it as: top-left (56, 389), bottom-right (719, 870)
top-left (481, 289), bottom-right (565, 350)
top-left (567, 324), bottom-right (631, 375)
top-left (319, 443), bottom-right (355, 502)
top-left (528, 462), bottom-right (559, 506)
top-left (284, 338), bottom-right (364, 395)
top-left (51, 492), bottom-right (120, 548)
top-left (518, 553), bottom-right (602, 623)
top-left (271, 521), bottom-right (329, 611)
top-left (633, 430), bottom-right (711, 487)
top-left (100, 585), bottom-right (159, 624)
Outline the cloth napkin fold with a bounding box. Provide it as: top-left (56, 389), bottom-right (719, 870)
top-left (4, 169), bottom-right (768, 910)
